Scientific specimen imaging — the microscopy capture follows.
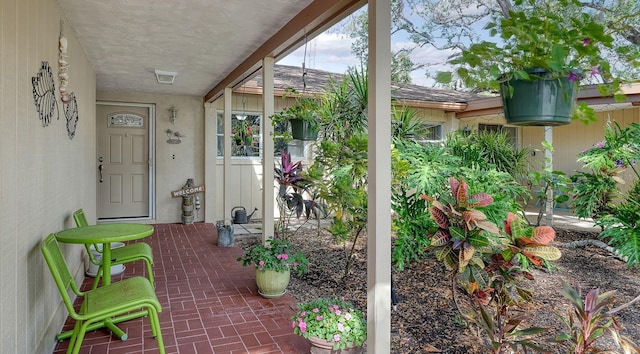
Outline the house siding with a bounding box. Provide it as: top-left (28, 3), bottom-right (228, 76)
top-left (1, 0), bottom-right (97, 352)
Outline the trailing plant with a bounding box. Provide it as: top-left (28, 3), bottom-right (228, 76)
top-left (555, 281), bottom-right (640, 353)
top-left (270, 87), bottom-right (323, 132)
top-left (437, 0), bottom-right (638, 124)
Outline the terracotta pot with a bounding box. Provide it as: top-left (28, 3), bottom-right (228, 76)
top-left (255, 268), bottom-right (290, 298)
top-left (306, 336), bottom-right (363, 354)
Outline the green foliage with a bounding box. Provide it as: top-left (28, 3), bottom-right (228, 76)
top-left (573, 121), bottom-right (639, 221)
top-left (444, 130), bottom-right (531, 181)
top-left (236, 237), bottom-right (309, 276)
top-left (555, 282), bottom-right (640, 353)
top-left (309, 69), bottom-right (369, 279)
top-left (437, 0), bottom-right (638, 124)
top-left (292, 297), bottom-right (367, 350)
top-left (390, 131), bottom-right (530, 270)
top-left (597, 180), bottom-right (640, 267)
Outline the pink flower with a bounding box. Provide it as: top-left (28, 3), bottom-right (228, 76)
top-left (333, 305), bottom-right (339, 310)
top-left (567, 71), bottom-right (580, 82)
top-left (345, 312), bottom-right (352, 320)
top-left (312, 308), bottom-right (319, 313)
top-left (335, 309), bottom-right (341, 315)
top-left (300, 311), bottom-right (306, 317)
top-left (333, 334), bottom-right (340, 342)
top-left (258, 260), bottom-right (265, 266)
top-left (590, 66), bottom-right (600, 77)
top-left (583, 37), bottom-right (591, 46)
top-left (316, 315), bottom-right (323, 321)
top-left (276, 254), bottom-right (282, 259)
top-left (281, 253), bottom-right (289, 260)
top-left (291, 321), bottom-right (296, 328)
top-left (293, 262), bottom-right (299, 267)
top-left (299, 321), bottom-right (307, 333)
top-left (337, 323), bottom-right (344, 332)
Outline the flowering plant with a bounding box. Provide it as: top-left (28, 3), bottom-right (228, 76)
top-left (292, 297), bottom-right (366, 350)
top-left (236, 237), bottom-right (308, 275)
top-left (437, 0), bottom-right (638, 123)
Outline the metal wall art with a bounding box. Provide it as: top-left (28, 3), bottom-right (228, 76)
top-left (165, 129), bottom-right (185, 144)
top-left (31, 61), bottom-right (59, 127)
top-left (65, 93), bottom-right (78, 139)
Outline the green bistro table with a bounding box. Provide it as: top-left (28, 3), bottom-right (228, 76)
top-left (55, 223), bottom-right (154, 286)
top-left (54, 223), bottom-right (154, 341)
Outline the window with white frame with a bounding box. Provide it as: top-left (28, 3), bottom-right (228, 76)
top-left (216, 111), bottom-right (262, 158)
top-left (413, 123), bottom-right (443, 143)
top-left (216, 111), bottom-right (307, 159)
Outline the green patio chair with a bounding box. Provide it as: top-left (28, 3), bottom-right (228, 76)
top-left (73, 209), bottom-right (155, 289)
top-left (41, 234), bottom-right (165, 354)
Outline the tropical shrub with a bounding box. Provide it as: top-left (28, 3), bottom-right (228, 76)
top-left (274, 151), bottom-right (323, 239)
top-left (421, 178), bottom-right (561, 352)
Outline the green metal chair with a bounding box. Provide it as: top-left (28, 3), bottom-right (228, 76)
top-left (41, 234), bottom-right (165, 354)
top-left (73, 209), bottom-right (155, 288)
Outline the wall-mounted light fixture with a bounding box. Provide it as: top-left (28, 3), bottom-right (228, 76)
top-left (169, 105), bottom-right (178, 124)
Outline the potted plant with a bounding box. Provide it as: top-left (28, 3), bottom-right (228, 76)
top-left (271, 87), bottom-right (322, 140)
top-left (236, 236), bottom-right (308, 298)
top-left (437, 0), bottom-right (636, 126)
top-left (292, 296), bottom-right (366, 353)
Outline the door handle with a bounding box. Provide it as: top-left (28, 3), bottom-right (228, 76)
top-left (98, 164), bottom-right (103, 183)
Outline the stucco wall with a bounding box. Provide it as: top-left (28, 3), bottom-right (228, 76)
top-left (97, 92), bottom-right (205, 224)
top-left (0, 0), bottom-right (97, 352)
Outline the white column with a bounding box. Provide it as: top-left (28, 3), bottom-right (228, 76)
top-left (262, 57), bottom-right (275, 243)
top-left (224, 87), bottom-right (233, 225)
top-left (367, 0), bottom-right (392, 352)
top-left (544, 126), bottom-right (554, 225)
top-left (204, 103), bottom-right (217, 223)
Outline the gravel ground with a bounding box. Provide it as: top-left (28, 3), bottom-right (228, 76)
top-left (236, 224), bottom-right (640, 353)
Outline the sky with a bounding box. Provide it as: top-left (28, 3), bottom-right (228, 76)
top-left (277, 7), bottom-right (455, 88)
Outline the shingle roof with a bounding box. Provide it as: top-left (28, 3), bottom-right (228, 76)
top-left (252, 64), bottom-right (482, 104)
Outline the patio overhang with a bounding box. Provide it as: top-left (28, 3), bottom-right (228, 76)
top-left (204, 0), bottom-right (366, 103)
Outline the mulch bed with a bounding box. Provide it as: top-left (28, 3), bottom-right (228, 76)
top-left (236, 225), bottom-right (640, 353)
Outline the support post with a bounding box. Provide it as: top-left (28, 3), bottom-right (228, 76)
top-left (224, 87), bottom-right (233, 225)
top-left (367, 0), bottom-right (392, 352)
top-left (262, 57), bottom-right (275, 244)
top-left (545, 126), bottom-right (554, 226)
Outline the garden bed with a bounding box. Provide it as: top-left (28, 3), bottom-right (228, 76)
top-left (237, 226), bottom-right (639, 353)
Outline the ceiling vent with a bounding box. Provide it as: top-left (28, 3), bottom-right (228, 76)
top-left (154, 70), bottom-right (177, 84)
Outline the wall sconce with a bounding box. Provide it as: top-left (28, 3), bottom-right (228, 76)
top-left (169, 105), bottom-right (178, 124)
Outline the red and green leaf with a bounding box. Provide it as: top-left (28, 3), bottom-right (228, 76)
top-left (470, 192), bottom-right (494, 207)
top-left (531, 226), bottom-right (556, 245)
top-left (429, 205), bottom-right (449, 229)
top-left (522, 245), bottom-right (562, 261)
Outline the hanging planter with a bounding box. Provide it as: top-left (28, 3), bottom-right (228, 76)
top-left (500, 68), bottom-right (577, 126)
top-left (290, 118), bottom-right (319, 141)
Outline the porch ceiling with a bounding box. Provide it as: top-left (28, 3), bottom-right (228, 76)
top-left (57, 0), bottom-right (364, 100)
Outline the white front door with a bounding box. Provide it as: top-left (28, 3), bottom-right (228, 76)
top-left (96, 103), bottom-right (152, 219)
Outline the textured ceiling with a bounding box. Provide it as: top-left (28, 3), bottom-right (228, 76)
top-left (57, 0), bottom-right (315, 97)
